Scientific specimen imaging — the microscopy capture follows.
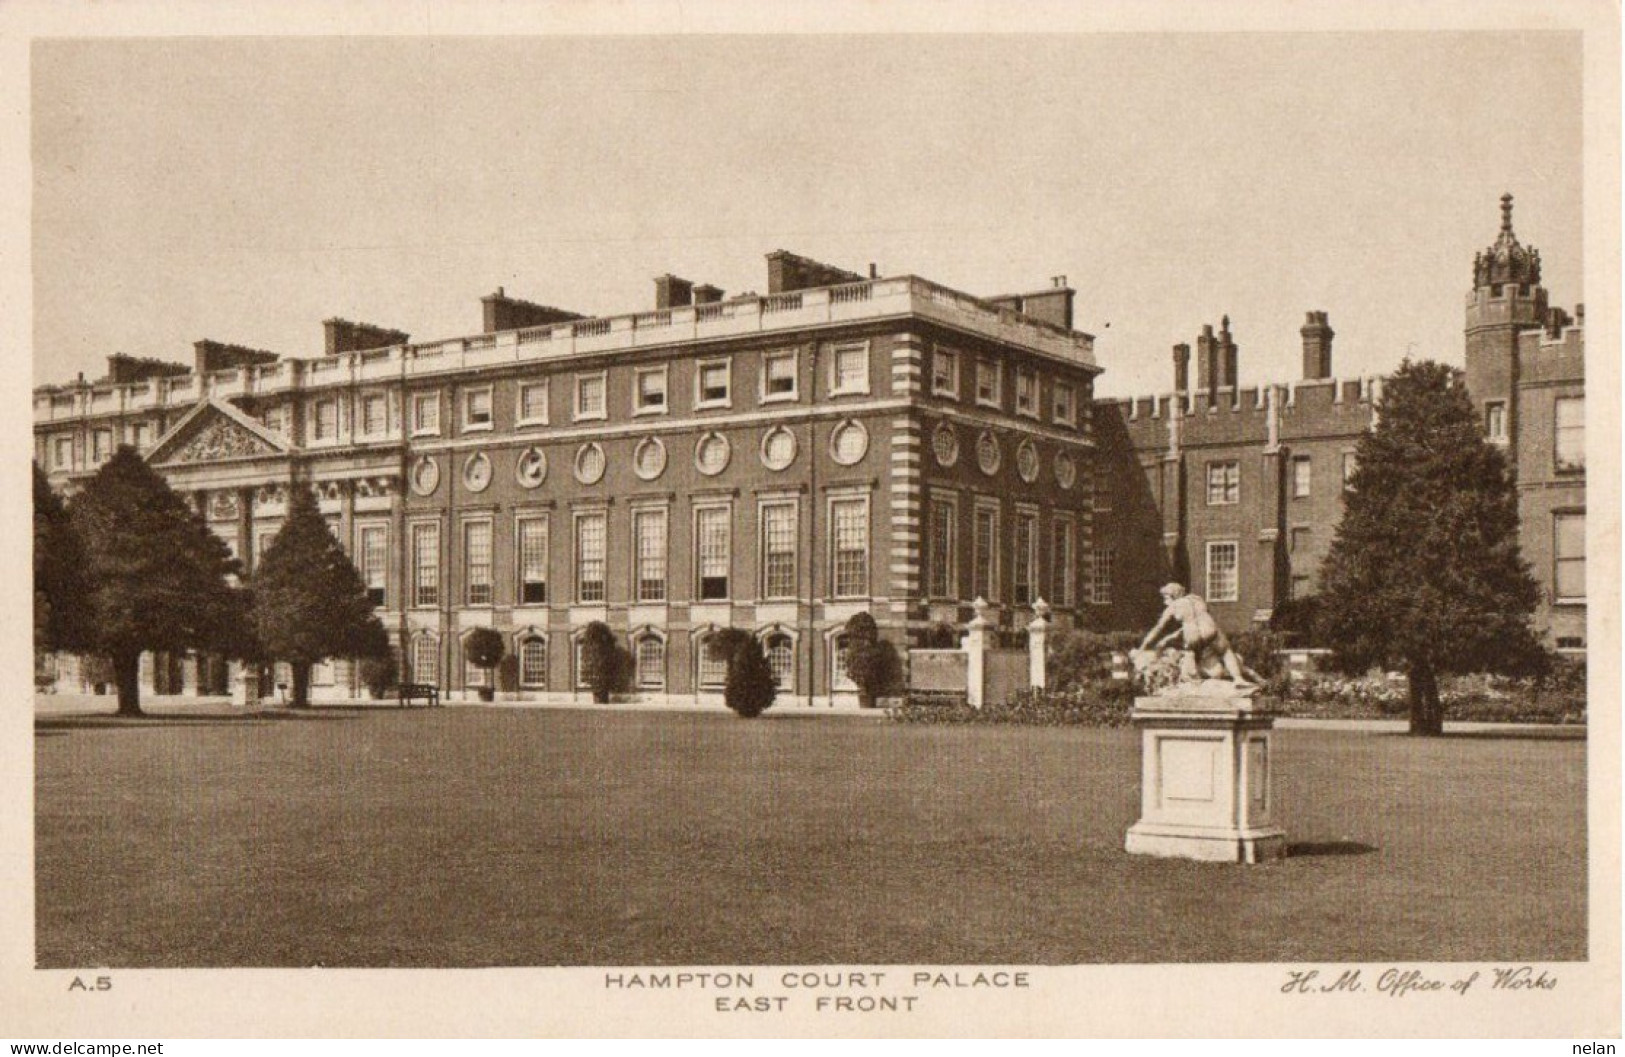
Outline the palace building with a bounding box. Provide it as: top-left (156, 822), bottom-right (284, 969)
top-left (35, 252), bottom-right (1101, 705)
top-left (33, 198), bottom-right (1586, 705)
top-left (1090, 195), bottom-right (1586, 650)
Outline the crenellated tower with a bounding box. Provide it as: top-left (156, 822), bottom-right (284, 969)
top-left (1465, 194), bottom-right (1547, 437)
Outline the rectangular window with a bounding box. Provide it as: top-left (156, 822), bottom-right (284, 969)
top-left (313, 399), bottom-right (339, 441)
top-left (1093, 469), bottom-right (1112, 513)
top-left (52, 436), bottom-right (72, 469)
top-left (574, 373), bottom-right (606, 422)
top-left (831, 498), bottom-right (869, 598)
top-left (696, 360), bottom-right (731, 408)
top-left (975, 360), bottom-right (1001, 407)
top-left (1206, 541), bottom-right (1239, 603)
top-left (973, 507), bottom-right (999, 601)
top-left (929, 499), bottom-right (956, 599)
top-left (576, 512), bottom-right (607, 603)
top-left (1292, 456), bottom-right (1312, 498)
top-left (412, 393), bottom-right (440, 436)
top-left (463, 387), bottom-right (493, 430)
top-left (359, 525), bottom-right (388, 607)
top-left (633, 509), bottom-right (668, 602)
top-left (1015, 370), bottom-right (1038, 417)
top-left (1054, 382), bottom-right (1076, 427)
top-left (1090, 546), bottom-right (1115, 605)
top-left (1013, 512), bottom-right (1037, 605)
top-left (932, 347), bottom-right (959, 397)
top-left (1485, 400), bottom-right (1507, 444)
top-left (1555, 396), bottom-right (1584, 471)
top-left (830, 341), bottom-right (869, 395)
top-left (634, 367), bottom-right (667, 414)
top-left (1053, 519), bottom-right (1075, 608)
top-left (517, 517), bottom-right (549, 605)
top-left (1206, 461), bottom-right (1240, 505)
top-left (412, 522), bottom-right (440, 607)
top-left (1554, 513), bottom-right (1585, 602)
top-left (1342, 451), bottom-right (1359, 490)
top-left (260, 406), bottom-right (288, 437)
top-left (131, 422), bottom-right (152, 450)
top-left (464, 521), bottom-right (493, 606)
top-left (360, 393), bottom-right (387, 436)
top-left (760, 502), bottom-right (798, 599)
top-left (517, 381), bottom-right (550, 426)
top-left (762, 350), bottom-right (798, 400)
top-left (696, 506), bottom-right (730, 600)
top-left (91, 429), bottom-right (112, 464)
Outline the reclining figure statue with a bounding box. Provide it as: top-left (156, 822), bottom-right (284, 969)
top-left (1132, 583), bottom-right (1264, 697)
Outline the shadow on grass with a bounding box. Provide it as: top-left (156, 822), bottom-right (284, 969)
top-left (35, 710), bottom-right (367, 733)
top-left (1375, 728), bottom-right (1586, 743)
top-left (1287, 841), bottom-right (1378, 858)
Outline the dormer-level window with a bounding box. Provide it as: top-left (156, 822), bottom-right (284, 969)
top-left (312, 398), bottom-right (339, 441)
top-left (411, 393), bottom-right (440, 436)
top-left (1555, 396), bottom-right (1584, 472)
top-left (462, 387), bottom-right (493, 431)
top-left (829, 341), bottom-right (869, 396)
top-left (634, 367), bottom-right (667, 414)
top-left (574, 372), bottom-right (607, 422)
top-left (932, 347), bottom-right (959, 397)
top-left (762, 350), bottom-right (798, 401)
top-left (1485, 400), bottom-right (1508, 444)
top-left (696, 360), bottom-right (731, 409)
top-left (360, 393), bottom-right (388, 437)
top-left (976, 360), bottom-right (1001, 408)
top-left (1054, 382), bottom-right (1076, 427)
top-left (1015, 369), bottom-right (1038, 418)
top-left (517, 380), bottom-right (550, 426)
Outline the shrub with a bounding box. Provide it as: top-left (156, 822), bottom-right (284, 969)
top-left (1046, 628), bottom-right (1140, 692)
top-left (889, 682), bottom-right (1137, 727)
top-left (724, 639), bottom-right (777, 718)
top-left (579, 621), bottom-right (626, 704)
top-left (359, 653), bottom-right (398, 699)
top-left (464, 627), bottom-right (506, 700)
top-left (1231, 627), bottom-right (1287, 681)
top-left (917, 622), bottom-right (960, 649)
top-left (843, 612), bottom-right (900, 709)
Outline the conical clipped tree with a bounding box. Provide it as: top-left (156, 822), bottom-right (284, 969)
top-left (251, 483), bottom-right (389, 708)
top-left (68, 447), bottom-right (251, 716)
top-left (34, 462), bottom-right (93, 656)
top-left (1318, 360), bottom-right (1543, 735)
top-left (724, 637), bottom-right (777, 718)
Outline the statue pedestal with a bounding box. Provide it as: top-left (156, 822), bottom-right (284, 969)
top-left (1124, 694), bottom-right (1286, 864)
top-left (230, 663), bottom-right (260, 708)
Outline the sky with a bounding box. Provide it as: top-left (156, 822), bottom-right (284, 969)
top-left (31, 33), bottom-right (1583, 396)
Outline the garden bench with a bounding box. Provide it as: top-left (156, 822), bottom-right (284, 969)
top-left (397, 683), bottom-right (441, 708)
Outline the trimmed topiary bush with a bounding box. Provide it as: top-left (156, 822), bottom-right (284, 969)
top-left (464, 627), bottom-right (506, 702)
top-left (724, 638), bottom-right (777, 718)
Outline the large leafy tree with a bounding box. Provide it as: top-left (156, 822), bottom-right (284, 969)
top-left (251, 483), bottom-right (388, 708)
top-left (34, 463), bottom-right (92, 655)
top-left (68, 447), bottom-right (251, 715)
top-left (1317, 360), bottom-right (1542, 735)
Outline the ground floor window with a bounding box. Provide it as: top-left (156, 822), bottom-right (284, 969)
top-left (831, 634), bottom-right (856, 692)
top-left (635, 634), bottom-right (666, 689)
top-left (412, 636), bottom-right (439, 686)
top-left (697, 635), bottom-right (728, 689)
top-left (765, 634), bottom-right (795, 691)
top-left (519, 637), bottom-right (547, 689)
top-left (1206, 541), bottom-right (1239, 603)
top-left (1554, 512), bottom-right (1585, 602)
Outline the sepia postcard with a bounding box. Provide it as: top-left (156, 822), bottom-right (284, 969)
top-left (1, 0), bottom-right (1618, 1041)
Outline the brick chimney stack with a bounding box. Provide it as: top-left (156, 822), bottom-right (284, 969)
top-left (693, 284), bottom-right (724, 305)
top-left (323, 319), bottom-right (409, 356)
top-left (1196, 324), bottom-right (1218, 394)
top-left (1173, 343), bottom-right (1191, 392)
top-left (655, 275), bottom-right (694, 310)
top-left (1300, 311), bottom-right (1334, 379)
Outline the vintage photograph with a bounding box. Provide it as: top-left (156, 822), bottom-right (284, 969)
top-left (10, 6), bottom-right (1617, 1040)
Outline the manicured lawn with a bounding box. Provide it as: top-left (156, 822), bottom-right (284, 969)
top-left (35, 706), bottom-right (1586, 966)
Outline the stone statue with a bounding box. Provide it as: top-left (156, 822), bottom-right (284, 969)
top-left (1134, 583), bottom-right (1262, 696)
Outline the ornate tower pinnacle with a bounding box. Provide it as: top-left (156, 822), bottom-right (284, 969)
top-left (1473, 192), bottom-right (1542, 290)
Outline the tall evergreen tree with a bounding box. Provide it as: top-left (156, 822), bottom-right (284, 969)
top-left (251, 483), bottom-right (388, 708)
top-left (34, 462), bottom-right (92, 656)
top-left (1317, 360), bottom-right (1542, 735)
top-left (68, 447), bottom-right (250, 716)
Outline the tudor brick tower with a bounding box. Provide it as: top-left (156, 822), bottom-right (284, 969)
top-left (1465, 194), bottom-right (1548, 442)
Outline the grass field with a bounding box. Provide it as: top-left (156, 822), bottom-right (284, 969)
top-left (35, 706), bottom-right (1587, 967)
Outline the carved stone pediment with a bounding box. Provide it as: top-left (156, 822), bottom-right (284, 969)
top-left (148, 400), bottom-right (290, 465)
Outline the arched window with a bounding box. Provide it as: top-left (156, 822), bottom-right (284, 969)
top-left (765, 633), bottom-right (795, 692)
top-left (412, 635), bottom-right (440, 687)
top-left (634, 633), bottom-right (666, 690)
top-left (518, 636), bottom-right (548, 689)
top-left (696, 632), bottom-right (729, 689)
